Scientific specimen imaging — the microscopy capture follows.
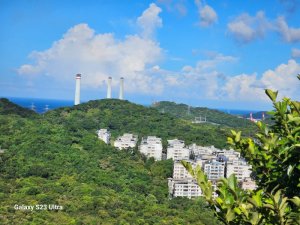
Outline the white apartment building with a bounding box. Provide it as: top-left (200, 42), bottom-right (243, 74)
top-left (173, 160), bottom-right (200, 180)
top-left (168, 178), bottom-right (202, 199)
top-left (167, 139), bottom-right (190, 160)
top-left (189, 144), bottom-right (217, 156)
top-left (139, 136), bottom-right (163, 161)
top-left (114, 133), bottom-right (138, 150)
top-left (97, 129), bottom-right (111, 144)
top-left (204, 160), bottom-right (225, 181)
top-left (241, 177), bottom-right (257, 190)
top-left (226, 160), bottom-right (252, 181)
top-left (216, 149), bottom-right (240, 161)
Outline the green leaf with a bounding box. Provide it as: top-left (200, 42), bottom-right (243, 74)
top-left (226, 208), bottom-right (236, 222)
top-left (234, 131), bottom-right (242, 142)
top-left (287, 165), bottom-right (294, 177)
top-left (290, 196), bottom-right (300, 207)
top-left (265, 89), bottom-right (278, 102)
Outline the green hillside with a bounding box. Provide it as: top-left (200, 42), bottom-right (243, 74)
top-left (151, 101), bottom-right (257, 137)
top-left (44, 99), bottom-right (234, 148)
top-left (0, 99), bottom-right (225, 224)
top-left (152, 101), bottom-right (255, 128)
top-left (0, 98), bottom-right (37, 118)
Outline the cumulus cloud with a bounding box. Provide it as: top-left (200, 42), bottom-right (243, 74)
top-left (276, 16), bottom-right (300, 43)
top-left (173, 56), bottom-right (300, 102)
top-left (222, 60), bottom-right (300, 101)
top-left (195, 0), bottom-right (218, 27)
top-left (227, 11), bottom-right (272, 44)
top-left (292, 48), bottom-right (300, 58)
top-left (169, 53), bottom-right (238, 99)
top-left (18, 4), bottom-right (164, 95)
top-left (157, 0), bottom-right (187, 16)
top-left (137, 3), bottom-right (162, 38)
top-left (228, 11), bottom-right (300, 44)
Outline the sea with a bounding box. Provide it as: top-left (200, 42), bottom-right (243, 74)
top-left (8, 97), bottom-right (74, 114)
top-left (5, 97), bottom-right (257, 117)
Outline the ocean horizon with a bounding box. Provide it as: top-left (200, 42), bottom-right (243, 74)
top-left (3, 97), bottom-right (261, 117)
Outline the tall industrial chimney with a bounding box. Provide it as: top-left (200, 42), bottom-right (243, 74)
top-left (74, 74), bottom-right (81, 105)
top-left (107, 77), bottom-right (112, 99)
top-left (119, 77), bottom-right (124, 100)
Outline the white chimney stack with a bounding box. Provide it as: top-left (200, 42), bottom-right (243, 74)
top-left (74, 74), bottom-right (81, 105)
top-left (107, 76), bottom-right (112, 99)
top-left (119, 77), bottom-right (124, 100)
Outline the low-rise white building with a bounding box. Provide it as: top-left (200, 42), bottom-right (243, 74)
top-left (139, 136), bottom-right (163, 160)
top-left (167, 139), bottom-right (190, 160)
top-left (172, 160), bottom-right (199, 180)
top-left (204, 160), bottom-right (225, 181)
top-left (189, 144), bottom-right (217, 156)
top-left (226, 159), bottom-right (252, 181)
top-left (97, 129), bottom-right (111, 144)
top-left (114, 133), bottom-right (138, 150)
top-left (216, 149), bottom-right (240, 161)
top-left (241, 177), bottom-right (257, 190)
top-left (168, 178), bottom-right (202, 199)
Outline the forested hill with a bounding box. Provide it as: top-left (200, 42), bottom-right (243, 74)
top-left (0, 99), bottom-right (219, 224)
top-left (152, 101), bottom-right (256, 129)
top-left (0, 98), bottom-right (37, 118)
top-left (44, 99), bottom-right (233, 148)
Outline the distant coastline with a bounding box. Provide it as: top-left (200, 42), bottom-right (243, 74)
top-left (5, 97), bottom-right (261, 116)
top-left (7, 97), bottom-right (74, 114)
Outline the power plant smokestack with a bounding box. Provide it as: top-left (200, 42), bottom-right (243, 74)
top-left (74, 74), bottom-right (81, 105)
top-left (119, 77), bottom-right (124, 100)
top-left (107, 77), bottom-right (112, 99)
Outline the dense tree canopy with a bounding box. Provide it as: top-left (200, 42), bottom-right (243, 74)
top-left (0, 99), bottom-right (226, 224)
top-left (152, 101), bottom-right (257, 130)
top-left (44, 99), bottom-right (240, 149)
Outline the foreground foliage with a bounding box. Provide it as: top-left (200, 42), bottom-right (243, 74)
top-left (183, 83), bottom-right (300, 225)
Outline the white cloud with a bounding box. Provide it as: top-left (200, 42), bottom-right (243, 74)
top-left (137, 3), bottom-right (162, 39)
top-left (171, 56), bottom-right (300, 103)
top-left (222, 60), bottom-right (300, 101)
top-left (292, 48), bottom-right (300, 58)
top-left (195, 0), bottom-right (218, 27)
top-left (277, 16), bottom-right (300, 43)
top-left (18, 4), bottom-right (164, 95)
top-left (195, 53), bottom-right (237, 71)
top-left (157, 0), bottom-right (187, 16)
top-left (172, 53), bottom-right (238, 99)
top-left (174, 2), bottom-right (187, 16)
top-left (227, 11), bottom-right (272, 43)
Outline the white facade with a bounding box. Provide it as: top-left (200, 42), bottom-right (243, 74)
top-left (173, 161), bottom-right (193, 179)
top-left (167, 139), bottom-right (190, 160)
top-left (204, 160), bottom-right (225, 181)
top-left (114, 133), bottom-right (138, 150)
top-left (241, 178), bottom-right (257, 190)
top-left (226, 160), bottom-right (252, 181)
top-left (139, 136), bottom-right (163, 161)
top-left (216, 149), bottom-right (240, 161)
top-left (167, 144), bottom-right (254, 198)
top-left (168, 178), bottom-right (202, 199)
top-left (190, 144), bottom-right (217, 156)
top-left (97, 129), bottom-right (111, 144)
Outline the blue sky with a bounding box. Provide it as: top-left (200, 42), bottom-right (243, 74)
top-left (0, 0), bottom-right (300, 110)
